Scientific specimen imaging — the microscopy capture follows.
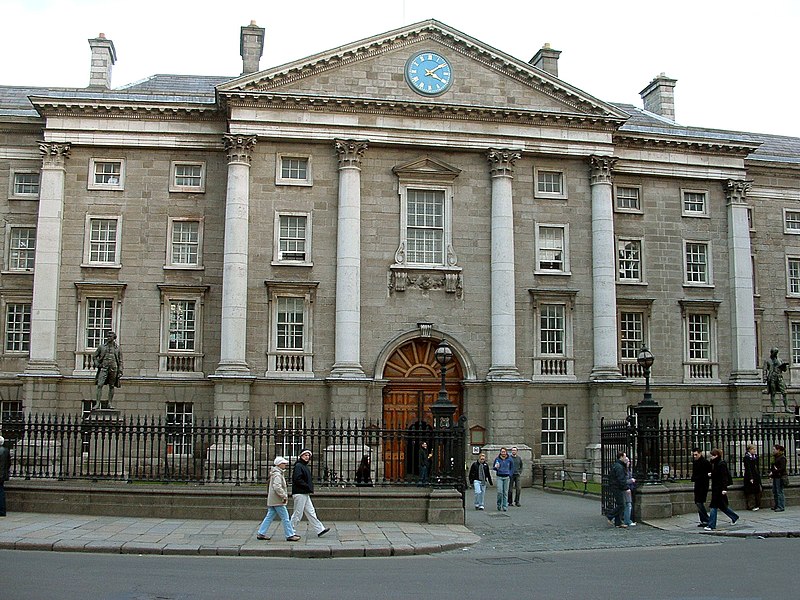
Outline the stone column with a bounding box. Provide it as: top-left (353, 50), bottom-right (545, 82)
top-left (487, 149), bottom-right (521, 380)
top-left (26, 142), bottom-right (71, 375)
top-left (725, 179), bottom-right (759, 382)
top-left (216, 134), bottom-right (256, 376)
top-left (330, 139), bottom-right (368, 379)
top-left (589, 156), bottom-right (621, 380)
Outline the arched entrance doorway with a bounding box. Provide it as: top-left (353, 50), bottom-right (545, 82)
top-left (382, 337), bottom-right (463, 481)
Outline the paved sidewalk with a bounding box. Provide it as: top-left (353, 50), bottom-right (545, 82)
top-left (0, 512), bottom-right (479, 558)
top-left (644, 505), bottom-right (800, 537)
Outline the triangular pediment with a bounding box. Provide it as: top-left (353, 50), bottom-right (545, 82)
top-left (392, 156), bottom-right (462, 182)
top-left (218, 20), bottom-right (628, 124)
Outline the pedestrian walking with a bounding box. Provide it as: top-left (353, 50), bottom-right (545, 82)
top-left (705, 448), bottom-right (740, 531)
top-left (605, 451), bottom-right (629, 528)
top-left (623, 458), bottom-right (637, 526)
top-left (742, 444), bottom-right (762, 511)
top-left (468, 452), bottom-right (493, 510)
top-left (256, 456), bottom-right (300, 541)
top-left (290, 449), bottom-right (330, 537)
top-left (418, 441), bottom-right (432, 485)
top-left (691, 448), bottom-right (711, 527)
top-left (0, 435), bottom-right (9, 517)
top-left (493, 447), bottom-right (513, 511)
top-left (770, 444), bottom-right (787, 512)
top-left (507, 446), bottom-right (523, 507)
top-left (355, 454), bottom-right (373, 487)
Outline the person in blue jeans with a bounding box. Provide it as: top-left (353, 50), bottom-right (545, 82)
top-left (770, 444), bottom-right (787, 512)
top-left (468, 453), bottom-right (493, 510)
top-left (705, 448), bottom-right (740, 531)
top-left (493, 447), bottom-right (513, 511)
top-left (256, 457), bottom-right (300, 541)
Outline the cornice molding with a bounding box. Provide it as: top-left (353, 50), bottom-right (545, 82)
top-left (29, 97), bottom-right (224, 122)
top-left (613, 131), bottom-right (759, 157)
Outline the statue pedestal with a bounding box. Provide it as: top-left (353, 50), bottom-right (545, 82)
top-left (83, 405), bottom-right (125, 479)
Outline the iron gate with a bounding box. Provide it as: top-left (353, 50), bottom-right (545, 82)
top-left (600, 417), bottom-right (635, 515)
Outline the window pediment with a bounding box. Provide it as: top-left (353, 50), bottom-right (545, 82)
top-left (392, 156), bottom-right (461, 184)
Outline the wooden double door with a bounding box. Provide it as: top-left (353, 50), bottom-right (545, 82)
top-left (381, 338), bottom-right (463, 481)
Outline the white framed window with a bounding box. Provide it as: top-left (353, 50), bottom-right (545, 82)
top-left (273, 212), bottom-right (311, 266)
top-left (791, 320), bottom-right (800, 367)
top-left (275, 403), bottom-right (304, 459)
top-left (1, 398), bottom-right (23, 421)
top-left (266, 282), bottom-right (317, 377)
top-left (158, 285), bottom-right (207, 376)
top-left (74, 282), bottom-right (125, 373)
top-left (166, 218), bottom-right (203, 269)
top-left (169, 161), bottom-right (206, 193)
top-left (5, 225), bottom-right (36, 272)
top-left (83, 216), bottom-right (121, 267)
top-left (535, 224), bottom-right (569, 274)
top-left (614, 185), bottom-right (642, 212)
top-left (9, 170), bottom-right (40, 200)
top-left (788, 256), bottom-right (800, 297)
top-left (531, 290), bottom-right (576, 380)
top-left (691, 405), bottom-right (714, 452)
top-left (2, 299), bottom-right (31, 354)
top-left (681, 189), bottom-right (708, 217)
top-left (684, 240), bottom-right (712, 286)
top-left (784, 208), bottom-right (800, 234)
top-left (276, 154), bottom-right (313, 186)
top-left (617, 238), bottom-right (642, 282)
top-left (619, 310), bottom-right (644, 368)
top-left (88, 158), bottom-right (124, 190)
top-left (541, 405), bottom-right (566, 457)
top-left (534, 167), bottom-right (567, 200)
top-left (166, 402), bottom-right (194, 455)
top-left (680, 300), bottom-right (719, 381)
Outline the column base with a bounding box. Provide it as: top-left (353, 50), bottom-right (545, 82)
top-left (23, 361), bottom-right (61, 376)
top-left (728, 369), bottom-right (761, 384)
top-left (486, 367), bottom-right (522, 381)
top-left (213, 361), bottom-right (252, 377)
top-left (589, 366), bottom-right (624, 381)
top-left (329, 363), bottom-right (366, 379)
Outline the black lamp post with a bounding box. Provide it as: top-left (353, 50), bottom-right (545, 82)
top-left (634, 345), bottom-right (662, 483)
top-left (431, 339), bottom-right (456, 429)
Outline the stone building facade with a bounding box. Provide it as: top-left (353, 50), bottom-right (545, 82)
top-left (0, 20), bottom-right (798, 474)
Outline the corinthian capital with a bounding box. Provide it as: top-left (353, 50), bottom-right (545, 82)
top-left (335, 139), bottom-right (368, 168)
top-left (487, 148), bottom-right (522, 177)
top-left (38, 142), bottom-right (71, 168)
top-left (223, 134), bottom-right (257, 164)
top-left (724, 179), bottom-right (753, 205)
top-left (589, 155), bottom-right (617, 185)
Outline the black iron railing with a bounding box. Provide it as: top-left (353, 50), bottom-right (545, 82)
top-left (0, 413), bottom-right (466, 489)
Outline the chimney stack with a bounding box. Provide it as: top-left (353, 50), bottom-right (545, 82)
top-left (639, 73), bottom-right (677, 121)
top-left (240, 20), bottom-right (265, 75)
top-left (530, 43), bottom-right (561, 78)
top-left (87, 33), bottom-right (117, 89)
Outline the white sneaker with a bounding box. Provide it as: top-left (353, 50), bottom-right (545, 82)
top-left (752, 507), bottom-right (760, 511)
top-left (628, 522), bottom-right (637, 526)
top-left (703, 526), bottom-right (713, 531)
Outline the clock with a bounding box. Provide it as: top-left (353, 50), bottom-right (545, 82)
top-left (405, 51), bottom-right (453, 96)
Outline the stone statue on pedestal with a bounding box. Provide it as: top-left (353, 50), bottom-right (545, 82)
top-left (763, 347), bottom-right (789, 412)
top-left (93, 331), bottom-right (122, 409)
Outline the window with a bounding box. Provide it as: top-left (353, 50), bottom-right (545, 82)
top-left (273, 213), bottom-right (311, 265)
top-left (681, 189), bottom-right (708, 217)
top-left (84, 217), bottom-right (121, 266)
top-left (405, 189), bottom-right (445, 265)
top-left (619, 310), bottom-right (644, 361)
top-left (541, 405), bottom-right (566, 457)
top-left (691, 405), bottom-right (713, 451)
top-left (6, 226), bottom-right (36, 271)
top-left (680, 300), bottom-right (720, 381)
top-left (788, 256), bottom-right (800, 296)
top-left (166, 402), bottom-right (194, 455)
top-left (9, 170), bottom-right (40, 199)
top-left (784, 209), bottom-right (800, 234)
top-left (266, 282), bottom-right (317, 376)
top-left (158, 285), bottom-right (207, 375)
top-left (614, 185), bottom-right (641, 212)
top-left (74, 282), bottom-right (124, 372)
top-left (791, 321), bottom-right (800, 366)
top-left (88, 158), bottom-right (124, 190)
top-left (684, 241), bottom-right (711, 285)
top-left (166, 219), bottom-right (202, 268)
top-left (617, 238), bottom-right (642, 282)
top-left (4, 302), bottom-right (31, 353)
top-left (1, 399), bottom-right (23, 422)
top-left (534, 168), bottom-right (567, 199)
top-left (276, 154), bottom-right (312, 186)
top-left (275, 403), bottom-right (304, 459)
top-left (169, 161), bottom-right (205, 193)
top-left (531, 290), bottom-right (576, 379)
top-left (535, 224), bottom-right (569, 274)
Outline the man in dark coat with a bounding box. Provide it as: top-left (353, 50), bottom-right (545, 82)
top-left (691, 448), bottom-right (711, 526)
top-left (0, 435), bottom-right (10, 516)
top-left (705, 448), bottom-right (740, 530)
top-left (606, 451), bottom-right (630, 528)
top-left (289, 449), bottom-right (329, 537)
top-left (418, 441), bottom-right (432, 485)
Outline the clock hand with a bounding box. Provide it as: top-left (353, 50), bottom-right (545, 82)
top-left (427, 72), bottom-right (447, 83)
top-left (424, 63), bottom-right (448, 77)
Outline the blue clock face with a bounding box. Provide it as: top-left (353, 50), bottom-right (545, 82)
top-left (405, 51), bottom-right (453, 96)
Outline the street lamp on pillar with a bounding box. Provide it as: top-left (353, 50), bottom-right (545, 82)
top-left (634, 344), bottom-right (662, 483)
top-left (637, 345), bottom-right (655, 405)
top-left (431, 339), bottom-right (456, 429)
